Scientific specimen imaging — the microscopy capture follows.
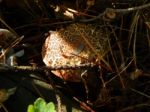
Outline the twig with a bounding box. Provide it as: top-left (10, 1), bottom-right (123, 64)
top-left (0, 18), bottom-right (19, 38)
top-left (0, 63), bottom-right (96, 73)
top-left (117, 102), bottom-right (150, 112)
top-left (44, 70), bottom-right (62, 112)
top-left (110, 3), bottom-right (150, 13)
top-left (0, 36), bottom-right (24, 61)
top-left (130, 88), bottom-right (150, 99)
top-left (0, 103), bottom-right (9, 112)
top-left (73, 97), bottom-right (95, 112)
top-left (80, 3), bottom-right (150, 22)
top-left (132, 12), bottom-right (139, 68)
top-left (13, 3), bottom-right (150, 29)
top-left (105, 58), bottom-right (134, 85)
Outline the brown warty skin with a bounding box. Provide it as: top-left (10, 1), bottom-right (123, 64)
top-left (42, 23), bottom-right (108, 82)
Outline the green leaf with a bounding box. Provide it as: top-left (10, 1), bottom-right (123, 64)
top-left (45, 102), bottom-right (56, 112)
top-left (27, 105), bottom-right (35, 112)
top-left (27, 98), bottom-right (56, 112)
top-left (34, 98), bottom-right (46, 112)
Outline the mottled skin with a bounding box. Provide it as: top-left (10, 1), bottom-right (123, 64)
top-left (42, 23), bottom-right (108, 82)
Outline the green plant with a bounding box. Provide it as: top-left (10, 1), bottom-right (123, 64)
top-left (27, 98), bottom-right (56, 112)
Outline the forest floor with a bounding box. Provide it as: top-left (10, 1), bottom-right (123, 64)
top-left (0, 0), bottom-right (150, 112)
